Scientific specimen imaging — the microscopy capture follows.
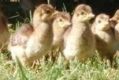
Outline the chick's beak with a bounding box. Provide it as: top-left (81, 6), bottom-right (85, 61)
top-left (109, 18), bottom-right (118, 28)
top-left (103, 21), bottom-right (110, 30)
top-left (66, 21), bottom-right (71, 26)
top-left (62, 21), bottom-right (71, 28)
top-left (89, 13), bottom-right (95, 18)
top-left (110, 18), bottom-right (117, 23)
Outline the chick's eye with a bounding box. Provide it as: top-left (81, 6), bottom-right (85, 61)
top-left (59, 18), bottom-right (63, 22)
top-left (39, 13), bottom-right (43, 16)
top-left (98, 20), bottom-right (101, 23)
top-left (81, 12), bottom-right (85, 15)
top-left (46, 10), bottom-right (51, 14)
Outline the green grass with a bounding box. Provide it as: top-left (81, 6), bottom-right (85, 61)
top-left (0, 51), bottom-right (119, 80)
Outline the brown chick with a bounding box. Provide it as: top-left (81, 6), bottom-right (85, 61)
top-left (110, 9), bottom-right (119, 24)
top-left (50, 11), bottom-right (71, 60)
top-left (110, 9), bottom-right (119, 40)
top-left (52, 11), bottom-right (71, 49)
top-left (63, 4), bottom-right (95, 61)
top-left (8, 4), bottom-right (55, 66)
top-left (92, 14), bottom-right (116, 63)
top-left (0, 10), bottom-right (9, 51)
top-left (9, 23), bottom-right (33, 47)
top-left (109, 10), bottom-right (119, 38)
top-left (111, 10), bottom-right (119, 62)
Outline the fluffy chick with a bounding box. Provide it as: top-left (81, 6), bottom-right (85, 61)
top-left (63, 4), bottom-right (95, 61)
top-left (0, 10), bottom-right (9, 51)
top-left (50, 11), bottom-right (71, 60)
top-left (110, 9), bottom-right (119, 40)
top-left (92, 14), bottom-right (116, 62)
top-left (110, 9), bottom-right (119, 24)
top-left (109, 9), bottom-right (119, 35)
top-left (9, 24), bottom-right (33, 48)
top-left (8, 23), bottom-right (34, 66)
top-left (8, 4), bottom-right (55, 66)
top-left (111, 12), bottom-right (119, 61)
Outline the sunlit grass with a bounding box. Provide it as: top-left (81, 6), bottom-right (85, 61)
top-left (0, 51), bottom-right (119, 80)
